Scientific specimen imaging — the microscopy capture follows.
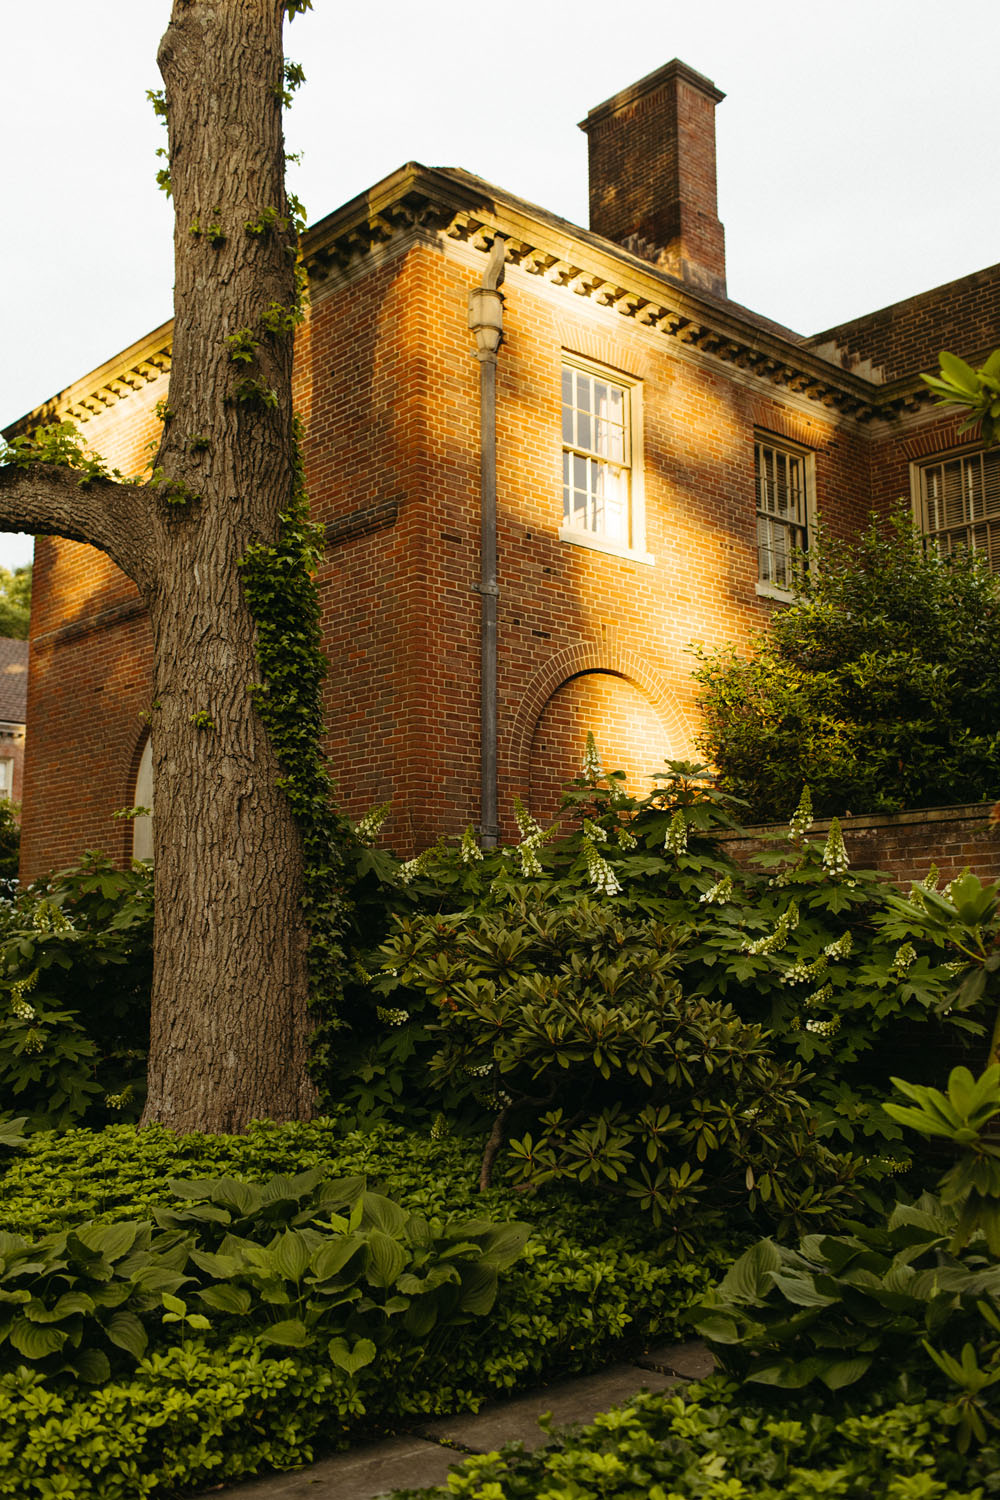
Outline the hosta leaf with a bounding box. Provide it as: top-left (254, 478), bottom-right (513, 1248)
top-left (259, 1168), bottom-right (325, 1206)
top-left (197, 1284), bottom-right (252, 1315)
top-left (106, 1311), bottom-right (148, 1359)
top-left (271, 1230), bottom-right (312, 1283)
top-left (258, 1319), bottom-right (311, 1347)
top-left (190, 1249), bottom-right (242, 1279)
top-left (327, 1335), bottom-right (377, 1375)
top-left (717, 1239), bottom-right (783, 1304)
top-left (819, 1355), bottom-right (872, 1389)
top-left (458, 1261), bottom-right (499, 1317)
top-left (769, 1273), bottom-right (836, 1308)
top-left (70, 1347), bottom-right (112, 1384)
top-left (74, 1222), bottom-right (140, 1262)
top-left (310, 1235), bottom-right (365, 1282)
top-left (478, 1222), bottom-right (532, 1271)
top-left (26, 1291), bottom-right (95, 1322)
top-left (402, 1295), bottom-right (439, 1337)
top-left (9, 1319), bottom-right (66, 1358)
top-left (358, 1193), bottom-right (409, 1237)
top-left (365, 1230), bottom-right (408, 1288)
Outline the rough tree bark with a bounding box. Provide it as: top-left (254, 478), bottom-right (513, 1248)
top-left (0, 0), bottom-right (315, 1132)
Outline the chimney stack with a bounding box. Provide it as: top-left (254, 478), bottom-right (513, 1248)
top-left (579, 60), bottom-right (727, 298)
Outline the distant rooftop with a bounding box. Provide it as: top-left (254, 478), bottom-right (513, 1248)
top-left (0, 638), bottom-right (28, 723)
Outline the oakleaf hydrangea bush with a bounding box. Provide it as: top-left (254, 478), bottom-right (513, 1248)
top-left (0, 854), bottom-right (152, 1130)
top-left (359, 750), bottom-right (996, 1219)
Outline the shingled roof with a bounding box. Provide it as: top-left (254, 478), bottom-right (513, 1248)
top-left (0, 639), bottom-right (28, 724)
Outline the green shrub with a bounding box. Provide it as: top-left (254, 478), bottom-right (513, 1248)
top-left (387, 1381), bottom-right (994, 1500)
top-left (0, 854), bottom-right (152, 1129)
top-left (691, 511), bottom-right (1000, 820)
top-left (694, 1066), bottom-right (1000, 1452)
top-left (360, 760), bottom-right (986, 1206)
top-left (384, 893), bottom-right (862, 1249)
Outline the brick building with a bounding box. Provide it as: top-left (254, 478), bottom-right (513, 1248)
top-left (10, 60), bottom-right (1000, 877)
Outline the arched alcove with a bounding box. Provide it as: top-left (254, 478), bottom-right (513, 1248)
top-left (131, 737), bottom-right (154, 862)
top-left (528, 669), bottom-right (671, 824)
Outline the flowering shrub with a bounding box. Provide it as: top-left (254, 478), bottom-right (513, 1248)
top-left (0, 854), bottom-right (152, 1130)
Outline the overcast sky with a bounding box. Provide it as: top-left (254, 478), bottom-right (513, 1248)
top-left (1, 0), bottom-right (997, 573)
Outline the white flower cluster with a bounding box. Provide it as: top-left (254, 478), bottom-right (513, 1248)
top-left (803, 982), bottom-right (834, 1009)
top-left (788, 786), bottom-right (814, 842)
top-left (663, 810), bottom-right (688, 856)
top-left (355, 799), bottom-right (391, 845)
top-left (615, 823), bottom-right (638, 851)
top-left (821, 818), bottom-right (849, 876)
top-left (376, 1006), bottom-right (409, 1027)
top-left (460, 825), bottom-right (483, 864)
top-left (582, 820), bottom-right (622, 897)
top-left (781, 951), bottom-right (828, 986)
top-left (430, 1113), bottom-right (449, 1140)
top-left (870, 1156), bottom-right (911, 1175)
top-left (890, 943), bottom-right (917, 977)
top-left (804, 1015), bottom-right (841, 1037)
top-left (742, 902), bottom-right (800, 956)
top-left (11, 997), bottom-right (35, 1022)
top-left (699, 875), bottom-right (733, 906)
top-left (104, 1086), bottom-right (134, 1111)
top-left (464, 1062), bottom-right (493, 1079)
top-left (513, 796), bottom-right (551, 877)
top-left (824, 931), bottom-right (853, 960)
top-left (399, 848), bottom-right (435, 885)
top-left (581, 731), bottom-right (603, 781)
top-left (24, 1029), bottom-right (44, 1055)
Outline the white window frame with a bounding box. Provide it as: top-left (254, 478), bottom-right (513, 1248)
top-left (754, 432), bottom-right (815, 601)
top-left (910, 446), bottom-right (1000, 572)
top-left (0, 760), bottom-right (12, 801)
top-left (558, 355), bottom-right (652, 565)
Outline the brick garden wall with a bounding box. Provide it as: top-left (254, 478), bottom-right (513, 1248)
top-left (721, 803), bottom-right (1000, 888)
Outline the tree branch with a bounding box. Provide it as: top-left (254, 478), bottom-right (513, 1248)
top-left (0, 463), bottom-right (155, 593)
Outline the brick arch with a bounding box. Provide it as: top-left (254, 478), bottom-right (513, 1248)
top-left (506, 644), bottom-right (695, 814)
top-left (553, 323), bottom-right (652, 383)
top-left (748, 400), bottom-right (820, 450)
top-left (125, 727), bottom-right (153, 863)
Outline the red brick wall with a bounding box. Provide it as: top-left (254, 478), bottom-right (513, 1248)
top-left (722, 804), bottom-right (1000, 888)
top-left (21, 229), bottom-right (980, 875)
top-left (807, 262), bottom-right (1000, 382)
top-left (21, 382), bottom-right (161, 878)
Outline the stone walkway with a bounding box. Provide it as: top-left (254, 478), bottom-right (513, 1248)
top-left (201, 1340), bottom-right (714, 1500)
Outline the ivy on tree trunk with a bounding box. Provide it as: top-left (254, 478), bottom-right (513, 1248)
top-left (0, 0), bottom-right (332, 1133)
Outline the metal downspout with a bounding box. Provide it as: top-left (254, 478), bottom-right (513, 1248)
top-left (468, 235), bottom-right (506, 848)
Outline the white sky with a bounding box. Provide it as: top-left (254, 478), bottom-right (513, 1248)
top-left (1, 0), bottom-right (997, 574)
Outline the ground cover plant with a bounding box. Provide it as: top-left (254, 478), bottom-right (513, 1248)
top-left (691, 510), bottom-right (1000, 821)
top-left (387, 1065), bottom-right (1000, 1500)
top-left (0, 1114), bottom-right (718, 1498)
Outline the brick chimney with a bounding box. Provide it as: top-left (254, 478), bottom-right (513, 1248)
top-left (579, 60), bottom-right (726, 298)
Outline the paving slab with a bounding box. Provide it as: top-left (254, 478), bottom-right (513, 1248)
top-left (415, 1361), bottom-right (679, 1454)
top-left (637, 1339), bottom-right (716, 1380)
top-left (198, 1437), bottom-right (458, 1500)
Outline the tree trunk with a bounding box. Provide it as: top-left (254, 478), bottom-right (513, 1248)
top-left (138, 0), bottom-right (314, 1130)
top-left (0, 0), bottom-right (322, 1132)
